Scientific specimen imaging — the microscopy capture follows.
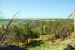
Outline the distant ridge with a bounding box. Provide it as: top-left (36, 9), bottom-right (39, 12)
top-left (0, 18), bottom-right (73, 20)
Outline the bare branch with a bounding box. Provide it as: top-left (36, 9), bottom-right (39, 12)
top-left (0, 12), bottom-right (20, 46)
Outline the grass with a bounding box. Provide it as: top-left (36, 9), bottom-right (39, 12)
top-left (28, 35), bottom-right (74, 50)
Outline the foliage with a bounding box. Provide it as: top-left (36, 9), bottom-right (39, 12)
top-left (0, 19), bottom-right (74, 47)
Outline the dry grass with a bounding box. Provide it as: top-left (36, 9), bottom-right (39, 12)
top-left (28, 34), bottom-right (75, 50)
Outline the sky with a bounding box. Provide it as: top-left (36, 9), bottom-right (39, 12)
top-left (0, 0), bottom-right (75, 19)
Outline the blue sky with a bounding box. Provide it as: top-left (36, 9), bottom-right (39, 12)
top-left (0, 0), bottom-right (75, 19)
